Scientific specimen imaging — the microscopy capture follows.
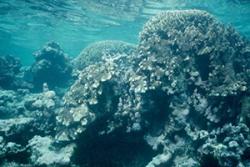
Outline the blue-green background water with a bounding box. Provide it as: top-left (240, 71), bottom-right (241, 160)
top-left (1, 0), bottom-right (250, 65)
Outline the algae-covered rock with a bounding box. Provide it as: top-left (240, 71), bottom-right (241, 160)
top-left (0, 90), bottom-right (24, 119)
top-left (0, 88), bottom-right (61, 165)
top-left (0, 118), bottom-right (34, 136)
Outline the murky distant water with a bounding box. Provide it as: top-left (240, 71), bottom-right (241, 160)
top-left (0, 0), bottom-right (250, 64)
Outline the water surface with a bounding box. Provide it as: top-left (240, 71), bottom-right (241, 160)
top-left (0, 0), bottom-right (250, 64)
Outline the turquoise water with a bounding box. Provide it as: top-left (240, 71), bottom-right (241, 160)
top-left (1, 0), bottom-right (250, 65)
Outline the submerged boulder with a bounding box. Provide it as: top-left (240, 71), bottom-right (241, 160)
top-left (30, 42), bottom-right (73, 91)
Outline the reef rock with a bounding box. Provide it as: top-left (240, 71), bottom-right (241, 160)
top-left (30, 42), bottom-right (73, 91)
top-left (0, 55), bottom-right (31, 90)
top-left (0, 87), bottom-right (61, 166)
top-left (28, 135), bottom-right (75, 166)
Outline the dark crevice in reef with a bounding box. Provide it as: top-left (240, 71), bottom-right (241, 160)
top-left (90, 81), bottom-right (120, 115)
top-left (0, 126), bottom-right (34, 147)
top-left (187, 82), bottom-right (207, 97)
top-left (2, 120), bottom-right (56, 147)
top-left (242, 147), bottom-right (250, 160)
top-left (233, 59), bottom-right (244, 73)
top-left (189, 94), bottom-right (244, 132)
top-left (157, 30), bottom-right (169, 40)
top-left (73, 122), bottom-right (156, 167)
top-left (211, 95), bottom-right (242, 128)
top-left (200, 154), bottom-right (221, 167)
top-left (141, 90), bottom-right (171, 135)
top-left (188, 106), bottom-right (209, 130)
top-left (195, 54), bottom-right (210, 81)
top-left (0, 151), bottom-right (30, 165)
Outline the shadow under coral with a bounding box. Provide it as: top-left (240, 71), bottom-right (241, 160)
top-left (72, 118), bottom-right (157, 167)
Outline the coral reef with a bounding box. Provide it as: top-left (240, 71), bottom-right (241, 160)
top-left (1, 9), bottom-right (250, 167)
top-left (198, 123), bottom-right (250, 167)
top-left (0, 90), bottom-right (24, 118)
top-left (30, 42), bottom-right (73, 91)
top-left (56, 10), bottom-right (250, 167)
top-left (28, 135), bottom-right (75, 166)
top-left (138, 10), bottom-right (249, 97)
top-left (72, 40), bottom-right (136, 70)
top-left (136, 9), bottom-right (250, 167)
top-left (0, 88), bottom-right (61, 166)
top-left (0, 55), bottom-right (32, 90)
top-left (0, 55), bottom-right (21, 90)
